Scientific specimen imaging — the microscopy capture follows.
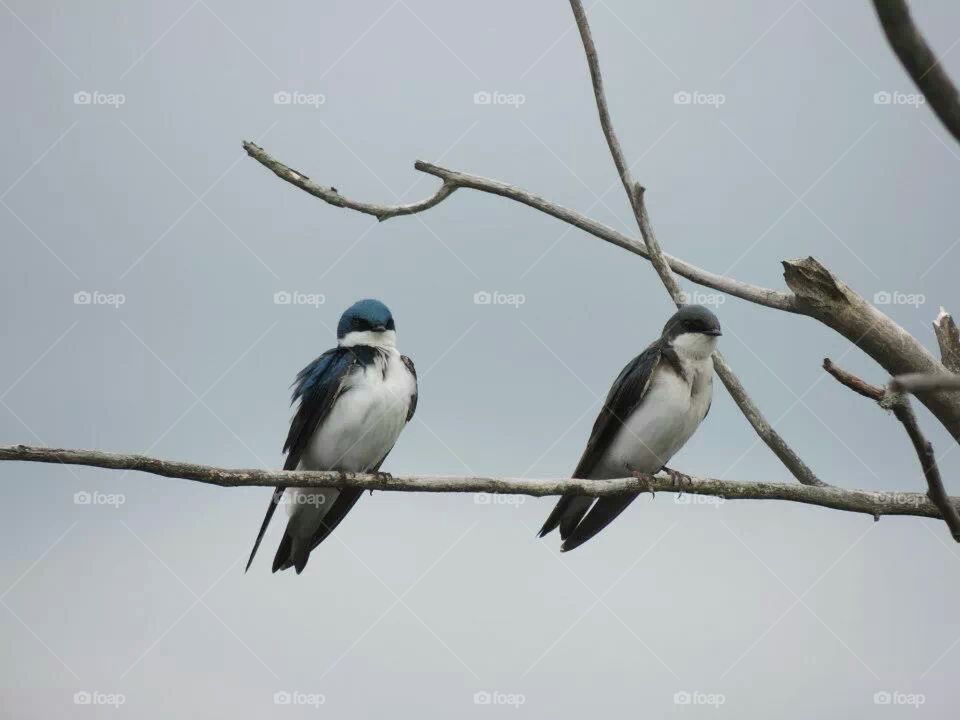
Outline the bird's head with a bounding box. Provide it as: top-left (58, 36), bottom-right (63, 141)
top-left (337, 299), bottom-right (397, 348)
top-left (662, 304), bottom-right (722, 360)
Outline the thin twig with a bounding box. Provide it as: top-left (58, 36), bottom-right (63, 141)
top-left (242, 141), bottom-right (457, 221)
top-left (872, 0), bottom-right (960, 146)
top-left (823, 359), bottom-right (960, 541)
top-left (0, 444), bottom-right (952, 521)
top-left (567, 0), bottom-right (824, 487)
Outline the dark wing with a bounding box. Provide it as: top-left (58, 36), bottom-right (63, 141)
top-left (401, 354), bottom-right (418, 421)
top-left (245, 348), bottom-right (355, 572)
top-left (573, 339), bottom-right (664, 478)
top-left (538, 340), bottom-right (664, 545)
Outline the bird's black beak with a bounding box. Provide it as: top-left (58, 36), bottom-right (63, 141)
top-left (704, 329), bottom-right (722, 336)
top-left (372, 324), bottom-right (387, 332)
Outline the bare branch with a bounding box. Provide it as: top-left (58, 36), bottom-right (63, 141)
top-left (784, 257), bottom-right (960, 444)
top-left (242, 142), bottom-right (796, 311)
top-left (890, 373), bottom-right (960, 394)
top-left (823, 358), bottom-right (885, 402)
top-left (823, 359), bottom-right (960, 541)
top-left (934, 307), bottom-right (960, 373)
top-left (242, 141), bottom-right (457, 221)
top-left (0, 444), bottom-right (953, 521)
top-left (872, 0), bottom-right (960, 146)
top-left (567, 0), bottom-right (823, 487)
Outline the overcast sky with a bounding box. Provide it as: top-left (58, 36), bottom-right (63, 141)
top-left (2, 0), bottom-right (960, 717)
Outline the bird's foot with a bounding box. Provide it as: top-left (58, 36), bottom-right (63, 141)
top-left (629, 467), bottom-right (656, 496)
top-left (367, 470), bottom-right (392, 495)
top-left (663, 466), bottom-right (693, 491)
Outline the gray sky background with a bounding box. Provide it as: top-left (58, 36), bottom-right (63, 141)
top-left (2, 0), bottom-right (960, 717)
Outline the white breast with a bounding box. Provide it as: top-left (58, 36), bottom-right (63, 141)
top-left (302, 348), bottom-right (414, 473)
top-left (591, 356), bottom-right (713, 480)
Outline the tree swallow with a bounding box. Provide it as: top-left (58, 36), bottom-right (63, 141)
top-left (246, 299), bottom-right (418, 574)
top-left (538, 305), bottom-right (721, 552)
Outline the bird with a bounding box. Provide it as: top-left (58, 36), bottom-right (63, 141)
top-left (538, 304), bottom-right (721, 552)
top-left (245, 299), bottom-right (418, 574)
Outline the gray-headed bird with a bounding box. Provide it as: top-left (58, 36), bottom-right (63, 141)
top-left (539, 305), bottom-right (721, 552)
top-left (246, 299), bottom-right (417, 574)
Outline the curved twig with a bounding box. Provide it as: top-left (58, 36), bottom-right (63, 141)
top-left (0, 444), bottom-right (952, 521)
top-left (242, 141), bottom-right (457, 221)
top-left (872, 0), bottom-right (960, 146)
